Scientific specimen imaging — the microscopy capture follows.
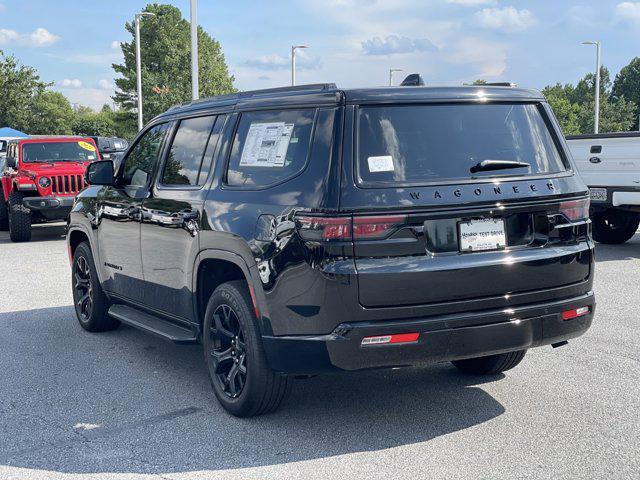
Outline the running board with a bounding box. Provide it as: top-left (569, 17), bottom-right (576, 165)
top-left (108, 304), bottom-right (198, 344)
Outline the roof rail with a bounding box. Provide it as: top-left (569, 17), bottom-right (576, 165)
top-left (482, 82), bottom-right (517, 87)
top-left (238, 83), bottom-right (337, 98)
top-left (167, 83), bottom-right (337, 111)
top-left (168, 92), bottom-right (238, 111)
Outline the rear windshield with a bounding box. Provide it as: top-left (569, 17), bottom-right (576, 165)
top-left (22, 141), bottom-right (97, 163)
top-left (357, 103), bottom-right (567, 186)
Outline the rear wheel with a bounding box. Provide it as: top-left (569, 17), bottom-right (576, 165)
top-left (203, 280), bottom-right (291, 417)
top-left (0, 187), bottom-right (8, 231)
top-left (452, 350), bottom-right (526, 375)
top-left (72, 241), bottom-right (119, 332)
top-left (592, 209), bottom-right (639, 244)
top-left (8, 191), bottom-right (31, 242)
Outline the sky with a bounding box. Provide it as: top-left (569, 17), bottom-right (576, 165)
top-left (1, 0), bottom-right (639, 110)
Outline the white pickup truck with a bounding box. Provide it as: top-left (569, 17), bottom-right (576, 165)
top-left (566, 132), bottom-right (640, 244)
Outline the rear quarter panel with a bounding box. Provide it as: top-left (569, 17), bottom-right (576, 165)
top-left (199, 107), bottom-right (345, 336)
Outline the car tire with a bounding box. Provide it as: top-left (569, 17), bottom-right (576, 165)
top-left (0, 187), bottom-right (8, 231)
top-left (451, 350), bottom-right (526, 375)
top-left (592, 209), bottom-right (640, 244)
top-left (72, 241), bottom-right (120, 332)
top-left (8, 191), bottom-right (31, 242)
top-left (203, 280), bottom-right (292, 417)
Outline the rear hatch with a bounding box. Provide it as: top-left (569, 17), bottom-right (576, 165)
top-left (344, 101), bottom-right (591, 308)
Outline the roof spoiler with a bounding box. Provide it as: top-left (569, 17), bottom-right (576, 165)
top-left (400, 74), bottom-right (425, 87)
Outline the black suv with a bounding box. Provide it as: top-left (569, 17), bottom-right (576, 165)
top-left (68, 84), bottom-right (595, 417)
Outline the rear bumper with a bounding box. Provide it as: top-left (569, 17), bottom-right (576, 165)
top-left (613, 191), bottom-right (640, 207)
top-left (22, 196), bottom-right (74, 211)
top-left (589, 186), bottom-right (640, 211)
top-left (262, 291), bottom-right (595, 374)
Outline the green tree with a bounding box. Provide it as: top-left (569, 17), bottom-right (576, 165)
top-left (571, 66), bottom-right (611, 105)
top-left (543, 66), bottom-right (637, 134)
top-left (72, 113), bottom-right (116, 137)
top-left (112, 3), bottom-right (236, 124)
top-left (0, 50), bottom-right (49, 132)
top-left (542, 84), bottom-right (581, 135)
top-left (111, 111), bottom-right (138, 141)
top-left (612, 57), bottom-right (640, 121)
top-left (29, 91), bottom-right (74, 135)
top-left (576, 96), bottom-right (636, 133)
top-left (72, 106), bottom-right (117, 137)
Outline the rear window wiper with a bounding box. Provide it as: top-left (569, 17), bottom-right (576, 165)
top-left (470, 159), bottom-right (530, 174)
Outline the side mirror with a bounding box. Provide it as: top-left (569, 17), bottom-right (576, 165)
top-left (85, 160), bottom-right (114, 186)
top-left (5, 157), bottom-right (17, 169)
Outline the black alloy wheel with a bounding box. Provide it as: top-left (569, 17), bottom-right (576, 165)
top-left (209, 304), bottom-right (248, 398)
top-left (203, 280), bottom-right (291, 416)
top-left (74, 254), bottom-right (93, 322)
top-left (71, 241), bottom-right (119, 332)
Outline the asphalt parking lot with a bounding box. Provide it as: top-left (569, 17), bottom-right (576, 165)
top-left (0, 224), bottom-right (638, 480)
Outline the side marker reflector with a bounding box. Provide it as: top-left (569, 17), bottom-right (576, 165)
top-left (562, 306), bottom-right (590, 321)
top-left (361, 332), bottom-right (419, 346)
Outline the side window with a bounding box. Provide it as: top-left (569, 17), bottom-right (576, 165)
top-left (122, 123), bottom-right (170, 188)
top-left (7, 144), bottom-right (16, 163)
top-left (161, 115), bottom-right (217, 186)
top-left (226, 109), bottom-right (316, 188)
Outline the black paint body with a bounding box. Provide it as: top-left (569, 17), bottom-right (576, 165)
top-left (68, 85), bottom-right (595, 374)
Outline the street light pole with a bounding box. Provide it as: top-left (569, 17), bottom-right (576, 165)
top-left (135, 11), bottom-right (155, 131)
top-left (389, 68), bottom-right (403, 86)
top-left (190, 0), bottom-right (199, 100)
top-left (291, 45), bottom-right (308, 86)
top-left (582, 40), bottom-right (601, 134)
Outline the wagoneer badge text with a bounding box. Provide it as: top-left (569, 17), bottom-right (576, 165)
top-left (410, 182), bottom-right (555, 200)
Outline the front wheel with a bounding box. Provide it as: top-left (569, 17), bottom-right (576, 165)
top-left (203, 280), bottom-right (291, 417)
top-left (452, 350), bottom-right (526, 375)
top-left (72, 241), bottom-right (119, 332)
top-left (8, 191), bottom-right (31, 242)
top-left (592, 209), bottom-right (639, 244)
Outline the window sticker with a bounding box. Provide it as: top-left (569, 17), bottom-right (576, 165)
top-left (367, 155), bottom-right (395, 172)
top-left (239, 122), bottom-right (294, 168)
top-left (78, 141), bottom-right (95, 151)
top-left (88, 155), bottom-right (95, 160)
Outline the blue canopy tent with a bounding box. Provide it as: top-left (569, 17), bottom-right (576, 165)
top-left (0, 127), bottom-right (29, 138)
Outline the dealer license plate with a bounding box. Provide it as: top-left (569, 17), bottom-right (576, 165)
top-left (459, 218), bottom-right (507, 252)
top-left (589, 188), bottom-right (607, 202)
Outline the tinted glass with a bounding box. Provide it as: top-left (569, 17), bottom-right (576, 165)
top-left (161, 115), bottom-right (216, 186)
top-left (22, 141), bottom-right (98, 163)
top-left (227, 109), bottom-right (315, 188)
top-left (122, 123), bottom-right (169, 187)
top-left (357, 103), bottom-right (566, 185)
top-left (199, 114), bottom-right (227, 184)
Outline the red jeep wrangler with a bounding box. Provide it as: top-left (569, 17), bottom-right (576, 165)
top-left (0, 137), bottom-right (99, 242)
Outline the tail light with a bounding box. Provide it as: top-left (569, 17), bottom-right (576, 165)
top-left (562, 306), bottom-right (590, 320)
top-left (353, 215), bottom-right (407, 240)
top-left (559, 198), bottom-right (590, 222)
top-left (296, 214), bottom-right (407, 241)
top-left (297, 216), bottom-right (351, 241)
top-left (361, 332), bottom-right (420, 346)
